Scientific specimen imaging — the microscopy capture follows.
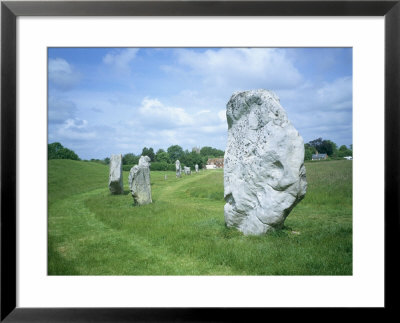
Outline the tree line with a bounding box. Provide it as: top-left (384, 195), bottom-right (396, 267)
top-left (49, 138), bottom-right (352, 166)
top-left (48, 142), bottom-right (224, 170)
top-left (304, 138), bottom-right (352, 160)
top-left (48, 142), bottom-right (80, 161)
top-left (120, 145), bottom-right (224, 170)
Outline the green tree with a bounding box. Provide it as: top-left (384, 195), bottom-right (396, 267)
top-left (155, 150), bottom-right (170, 163)
top-left (141, 147), bottom-right (155, 161)
top-left (320, 140), bottom-right (337, 156)
top-left (308, 138), bottom-right (323, 152)
top-left (200, 146), bottom-right (224, 158)
top-left (181, 150), bottom-right (204, 169)
top-left (48, 142), bottom-right (80, 160)
top-left (122, 153), bottom-right (139, 165)
top-left (167, 145), bottom-right (184, 162)
top-left (337, 145), bottom-right (352, 157)
top-left (48, 142), bottom-right (63, 159)
top-left (304, 143), bottom-right (315, 161)
top-left (307, 138), bottom-right (337, 156)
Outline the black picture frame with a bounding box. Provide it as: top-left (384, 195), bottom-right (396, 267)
top-left (1, 0), bottom-right (399, 321)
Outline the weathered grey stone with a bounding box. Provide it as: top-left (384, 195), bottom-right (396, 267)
top-left (128, 156), bottom-right (152, 205)
top-left (108, 154), bottom-right (123, 194)
top-left (224, 89), bottom-right (307, 235)
top-left (139, 155), bottom-right (151, 167)
top-left (184, 166), bottom-right (191, 175)
top-left (195, 164), bottom-right (199, 173)
top-left (176, 160), bottom-right (181, 178)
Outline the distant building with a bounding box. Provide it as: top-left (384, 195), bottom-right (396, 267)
top-left (207, 157), bottom-right (224, 168)
top-left (312, 153), bottom-right (327, 161)
top-left (192, 146), bottom-right (201, 154)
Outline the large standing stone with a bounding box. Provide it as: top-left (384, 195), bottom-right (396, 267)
top-left (108, 154), bottom-right (123, 194)
top-left (224, 89), bottom-right (307, 235)
top-left (175, 160), bottom-right (181, 178)
top-left (128, 156), bottom-right (152, 205)
top-left (184, 166), bottom-right (191, 175)
top-left (195, 164), bottom-right (199, 173)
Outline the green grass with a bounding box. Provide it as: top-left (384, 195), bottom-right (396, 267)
top-left (48, 159), bottom-right (352, 275)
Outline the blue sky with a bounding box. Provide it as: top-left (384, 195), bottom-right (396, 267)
top-left (48, 47), bottom-right (352, 160)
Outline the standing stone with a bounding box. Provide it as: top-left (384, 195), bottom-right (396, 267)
top-left (224, 89), bottom-right (307, 235)
top-left (108, 154), bottom-right (123, 194)
top-left (175, 160), bottom-right (181, 178)
top-left (128, 156), bottom-right (152, 205)
top-left (195, 164), bottom-right (199, 173)
top-left (184, 166), bottom-right (191, 175)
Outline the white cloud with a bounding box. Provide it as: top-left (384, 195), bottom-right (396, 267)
top-left (48, 58), bottom-right (80, 90)
top-left (56, 118), bottom-right (96, 140)
top-left (49, 58), bottom-right (72, 73)
top-left (103, 48), bottom-right (139, 71)
top-left (271, 75), bottom-right (352, 144)
top-left (172, 48), bottom-right (303, 91)
top-left (198, 124), bottom-right (227, 134)
top-left (196, 110), bottom-right (211, 115)
top-left (48, 97), bottom-right (77, 123)
top-left (114, 96), bottom-right (229, 153)
top-left (316, 76), bottom-right (352, 110)
top-left (277, 76), bottom-right (352, 115)
top-left (64, 118), bottom-right (88, 129)
top-left (218, 110), bottom-right (227, 122)
top-left (137, 97), bottom-right (194, 127)
top-left (47, 48), bottom-right (352, 159)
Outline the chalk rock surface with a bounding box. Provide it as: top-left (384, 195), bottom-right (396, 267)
top-left (108, 154), bottom-right (123, 194)
top-left (128, 156), bottom-right (152, 205)
top-left (139, 155), bottom-right (151, 167)
top-left (175, 160), bottom-right (181, 178)
top-left (224, 90), bottom-right (307, 235)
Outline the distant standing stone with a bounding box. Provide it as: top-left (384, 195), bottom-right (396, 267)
top-left (176, 160), bottom-right (181, 178)
top-left (184, 166), bottom-right (191, 175)
top-left (224, 89), bottom-right (307, 235)
top-left (108, 154), bottom-right (123, 194)
top-left (195, 164), bottom-right (199, 173)
top-left (128, 156), bottom-right (152, 205)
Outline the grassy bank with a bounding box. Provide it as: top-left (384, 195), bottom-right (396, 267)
top-left (48, 159), bottom-right (352, 275)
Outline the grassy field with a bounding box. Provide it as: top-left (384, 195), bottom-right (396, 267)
top-left (48, 159), bottom-right (352, 275)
